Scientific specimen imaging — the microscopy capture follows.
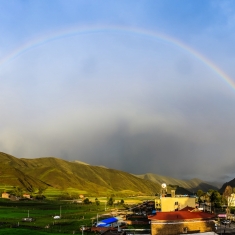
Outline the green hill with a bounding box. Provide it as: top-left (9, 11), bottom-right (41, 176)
top-left (0, 152), bottom-right (218, 197)
top-left (135, 173), bottom-right (218, 193)
top-left (0, 152), bottom-right (161, 196)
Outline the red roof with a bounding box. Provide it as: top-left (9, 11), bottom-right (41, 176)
top-left (149, 211), bottom-right (215, 221)
top-left (180, 206), bottom-right (195, 211)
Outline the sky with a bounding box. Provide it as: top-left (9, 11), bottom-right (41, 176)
top-left (1, 0), bottom-right (235, 185)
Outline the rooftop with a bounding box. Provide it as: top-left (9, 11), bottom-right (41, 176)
top-left (149, 211), bottom-right (215, 221)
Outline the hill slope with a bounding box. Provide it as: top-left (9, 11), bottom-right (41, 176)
top-left (135, 173), bottom-right (218, 193)
top-left (0, 152), bottom-right (161, 196)
top-left (219, 178), bottom-right (235, 194)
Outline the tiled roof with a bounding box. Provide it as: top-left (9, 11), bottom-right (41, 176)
top-left (149, 211), bottom-right (215, 221)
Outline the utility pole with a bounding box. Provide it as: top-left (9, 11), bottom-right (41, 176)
top-left (81, 225), bottom-right (85, 235)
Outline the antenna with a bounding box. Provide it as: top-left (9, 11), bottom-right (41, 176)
top-left (161, 183), bottom-right (167, 197)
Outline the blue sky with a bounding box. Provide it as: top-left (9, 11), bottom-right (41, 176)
top-left (1, 0), bottom-right (235, 185)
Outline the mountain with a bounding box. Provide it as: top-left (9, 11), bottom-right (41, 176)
top-left (135, 173), bottom-right (219, 193)
top-left (219, 178), bottom-right (235, 194)
top-left (0, 152), bottom-right (161, 196)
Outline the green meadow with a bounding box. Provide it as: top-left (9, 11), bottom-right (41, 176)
top-left (0, 198), bottom-right (109, 234)
top-left (0, 228), bottom-right (73, 235)
top-left (0, 195), bottom-right (152, 234)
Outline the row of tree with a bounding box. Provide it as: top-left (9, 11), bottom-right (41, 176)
top-left (83, 197), bottom-right (125, 206)
top-left (197, 185), bottom-right (235, 211)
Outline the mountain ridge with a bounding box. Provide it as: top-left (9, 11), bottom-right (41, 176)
top-left (0, 152), bottom-right (219, 195)
top-left (219, 178), bottom-right (235, 193)
top-left (0, 152), bottom-right (161, 196)
top-left (134, 173), bottom-right (219, 192)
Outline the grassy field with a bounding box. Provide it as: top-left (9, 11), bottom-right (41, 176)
top-left (0, 228), bottom-right (74, 235)
top-left (0, 199), bottom-right (106, 234)
top-left (43, 187), bottom-right (89, 200)
top-left (0, 196), bottom-right (153, 234)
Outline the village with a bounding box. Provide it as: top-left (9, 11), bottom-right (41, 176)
top-left (89, 184), bottom-right (235, 235)
top-left (1, 183), bottom-right (234, 235)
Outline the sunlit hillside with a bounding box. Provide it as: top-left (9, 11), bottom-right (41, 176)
top-left (0, 152), bottom-right (161, 196)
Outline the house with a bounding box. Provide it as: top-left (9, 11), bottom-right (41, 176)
top-left (23, 193), bottom-right (31, 199)
top-left (96, 217), bottom-right (119, 227)
top-left (91, 217), bottom-right (119, 232)
top-left (149, 211), bottom-right (216, 235)
top-left (1, 192), bottom-right (10, 199)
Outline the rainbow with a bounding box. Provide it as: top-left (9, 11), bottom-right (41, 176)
top-left (0, 25), bottom-right (234, 90)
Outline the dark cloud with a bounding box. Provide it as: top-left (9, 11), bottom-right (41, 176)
top-left (1, 1), bottom-right (235, 185)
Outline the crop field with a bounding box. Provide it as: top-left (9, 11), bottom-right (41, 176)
top-left (0, 196), bottom-right (153, 234)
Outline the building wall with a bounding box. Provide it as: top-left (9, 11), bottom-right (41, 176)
top-left (151, 219), bottom-right (215, 235)
top-left (2, 192), bottom-right (10, 198)
top-left (155, 199), bottom-right (161, 210)
top-left (160, 197), bottom-right (196, 212)
top-left (228, 194), bottom-right (235, 207)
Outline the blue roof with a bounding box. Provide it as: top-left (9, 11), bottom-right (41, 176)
top-left (97, 217), bottom-right (118, 227)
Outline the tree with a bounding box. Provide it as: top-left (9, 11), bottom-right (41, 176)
top-left (13, 186), bottom-right (23, 197)
top-left (95, 198), bottom-right (100, 206)
top-left (120, 199), bottom-right (124, 204)
top-left (223, 185), bottom-right (233, 216)
top-left (223, 186), bottom-right (233, 207)
top-left (107, 197), bottom-right (114, 206)
top-left (223, 185), bottom-right (233, 198)
top-left (209, 190), bottom-right (222, 209)
top-left (83, 198), bottom-right (90, 204)
top-left (196, 190), bottom-right (205, 203)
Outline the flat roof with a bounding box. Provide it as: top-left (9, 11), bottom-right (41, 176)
top-left (97, 217), bottom-right (118, 227)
